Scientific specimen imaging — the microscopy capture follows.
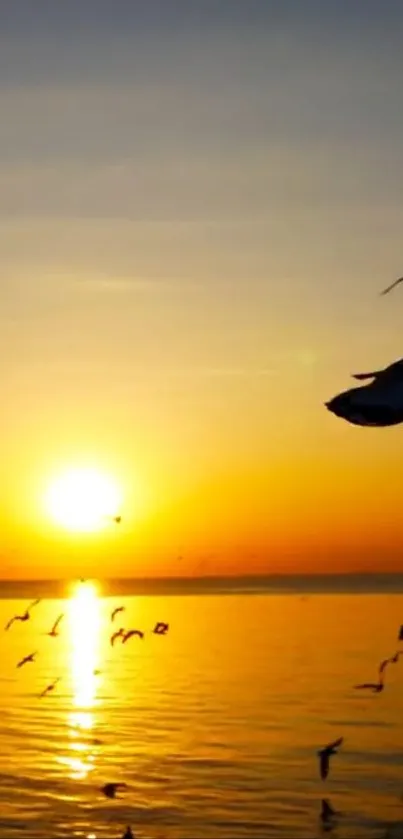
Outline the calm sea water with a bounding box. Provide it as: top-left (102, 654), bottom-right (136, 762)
top-left (1, 577), bottom-right (403, 838)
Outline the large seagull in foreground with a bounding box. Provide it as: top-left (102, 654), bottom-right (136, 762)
top-left (325, 358), bottom-right (403, 427)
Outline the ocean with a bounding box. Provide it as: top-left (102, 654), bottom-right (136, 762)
top-left (1, 575), bottom-right (403, 838)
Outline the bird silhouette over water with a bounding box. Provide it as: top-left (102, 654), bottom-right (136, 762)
top-left (153, 622), bottom-right (169, 635)
top-left (325, 358), bottom-right (403, 427)
top-left (380, 276), bottom-right (403, 296)
top-left (111, 606), bottom-right (125, 622)
top-left (39, 677), bottom-right (60, 698)
top-left (317, 737), bottom-right (343, 780)
top-left (101, 782), bottom-right (127, 799)
top-left (5, 599), bottom-right (41, 631)
top-left (110, 628), bottom-right (125, 646)
top-left (121, 828), bottom-right (135, 839)
top-left (17, 652), bottom-right (37, 668)
top-left (122, 629), bottom-right (144, 643)
top-left (46, 614), bottom-right (64, 637)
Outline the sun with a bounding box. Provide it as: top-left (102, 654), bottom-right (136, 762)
top-left (45, 467), bottom-right (121, 533)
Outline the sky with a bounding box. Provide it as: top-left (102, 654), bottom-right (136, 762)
top-left (2, 0), bottom-right (403, 578)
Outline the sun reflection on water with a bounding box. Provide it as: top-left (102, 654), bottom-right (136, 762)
top-left (63, 581), bottom-right (102, 780)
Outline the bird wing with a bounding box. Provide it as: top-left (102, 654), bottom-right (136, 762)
top-left (319, 752), bottom-right (329, 780)
top-left (379, 659), bottom-right (390, 675)
top-left (28, 599), bottom-right (40, 611)
top-left (380, 277), bottom-right (403, 296)
top-left (351, 371), bottom-right (379, 380)
top-left (325, 736), bottom-right (343, 751)
top-left (111, 630), bottom-right (123, 646)
top-left (354, 683), bottom-right (376, 689)
top-left (51, 614), bottom-right (64, 633)
top-left (5, 616), bottom-right (16, 630)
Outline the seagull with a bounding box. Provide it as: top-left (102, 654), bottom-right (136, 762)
top-left (110, 628), bottom-right (125, 646)
top-left (317, 737), bottom-right (343, 780)
top-left (101, 782), bottom-right (127, 799)
top-left (325, 358), bottom-right (403, 427)
top-left (320, 798), bottom-right (337, 826)
top-left (5, 599), bottom-right (41, 631)
top-left (122, 629), bottom-right (144, 643)
top-left (39, 677), bottom-right (60, 698)
top-left (46, 614), bottom-right (64, 637)
top-left (380, 276), bottom-right (403, 296)
top-left (111, 606), bottom-right (125, 623)
top-left (354, 679), bottom-right (384, 693)
top-left (153, 622), bottom-right (169, 635)
top-left (17, 652), bottom-right (37, 668)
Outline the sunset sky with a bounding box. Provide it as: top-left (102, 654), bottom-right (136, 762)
top-left (2, 1), bottom-right (403, 579)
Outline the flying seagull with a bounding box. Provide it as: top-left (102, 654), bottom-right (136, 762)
top-left (110, 628), bottom-right (125, 647)
top-left (325, 357), bottom-right (403, 427)
top-left (46, 614), bottom-right (64, 637)
top-left (17, 652), bottom-right (37, 668)
top-left (39, 677), bottom-right (60, 698)
top-left (317, 737), bottom-right (343, 780)
top-left (380, 276), bottom-right (403, 296)
top-left (111, 606), bottom-right (125, 623)
top-left (153, 622), bottom-right (169, 635)
top-left (5, 599), bottom-right (41, 631)
top-left (122, 629), bottom-right (144, 643)
top-left (101, 782), bottom-right (128, 799)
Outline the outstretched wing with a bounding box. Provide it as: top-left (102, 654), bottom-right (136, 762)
top-left (5, 616), bottom-right (16, 631)
top-left (325, 736), bottom-right (343, 751)
top-left (319, 752), bottom-right (329, 780)
top-left (51, 614), bottom-right (64, 633)
top-left (354, 683), bottom-right (376, 689)
top-left (351, 370), bottom-right (380, 380)
top-left (380, 277), bottom-right (403, 296)
top-left (28, 599), bottom-right (41, 611)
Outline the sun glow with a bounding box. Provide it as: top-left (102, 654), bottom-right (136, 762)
top-left (45, 467), bottom-right (121, 532)
top-left (69, 580), bottom-right (101, 708)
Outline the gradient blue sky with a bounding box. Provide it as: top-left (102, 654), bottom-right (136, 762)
top-left (2, 1), bottom-right (403, 577)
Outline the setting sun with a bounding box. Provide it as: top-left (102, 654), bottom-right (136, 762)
top-left (45, 467), bottom-right (121, 533)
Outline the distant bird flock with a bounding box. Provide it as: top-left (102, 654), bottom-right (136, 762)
top-left (4, 595), bottom-right (169, 839)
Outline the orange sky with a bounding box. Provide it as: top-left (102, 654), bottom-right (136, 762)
top-left (2, 3), bottom-right (403, 578)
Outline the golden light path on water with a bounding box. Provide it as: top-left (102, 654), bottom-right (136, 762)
top-left (63, 581), bottom-right (102, 781)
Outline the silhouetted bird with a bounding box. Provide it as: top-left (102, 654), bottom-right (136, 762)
top-left (17, 652), bottom-right (37, 668)
top-left (46, 614), bottom-right (64, 637)
top-left (122, 828), bottom-right (135, 839)
top-left (101, 782), bottom-right (127, 799)
top-left (354, 680), bottom-right (384, 693)
top-left (325, 358), bottom-right (403, 427)
top-left (39, 677), bottom-right (60, 698)
top-left (5, 599), bottom-right (41, 631)
top-left (111, 606), bottom-right (125, 622)
top-left (122, 629), bottom-right (144, 643)
top-left (380, 276), bottom-right (403, 296)
top-left (317, 737), bottom-right (343, 780)
top-left (153, 622), bottom-right (169, 635)
top-left (110, 628), bottom-right (125, 646)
